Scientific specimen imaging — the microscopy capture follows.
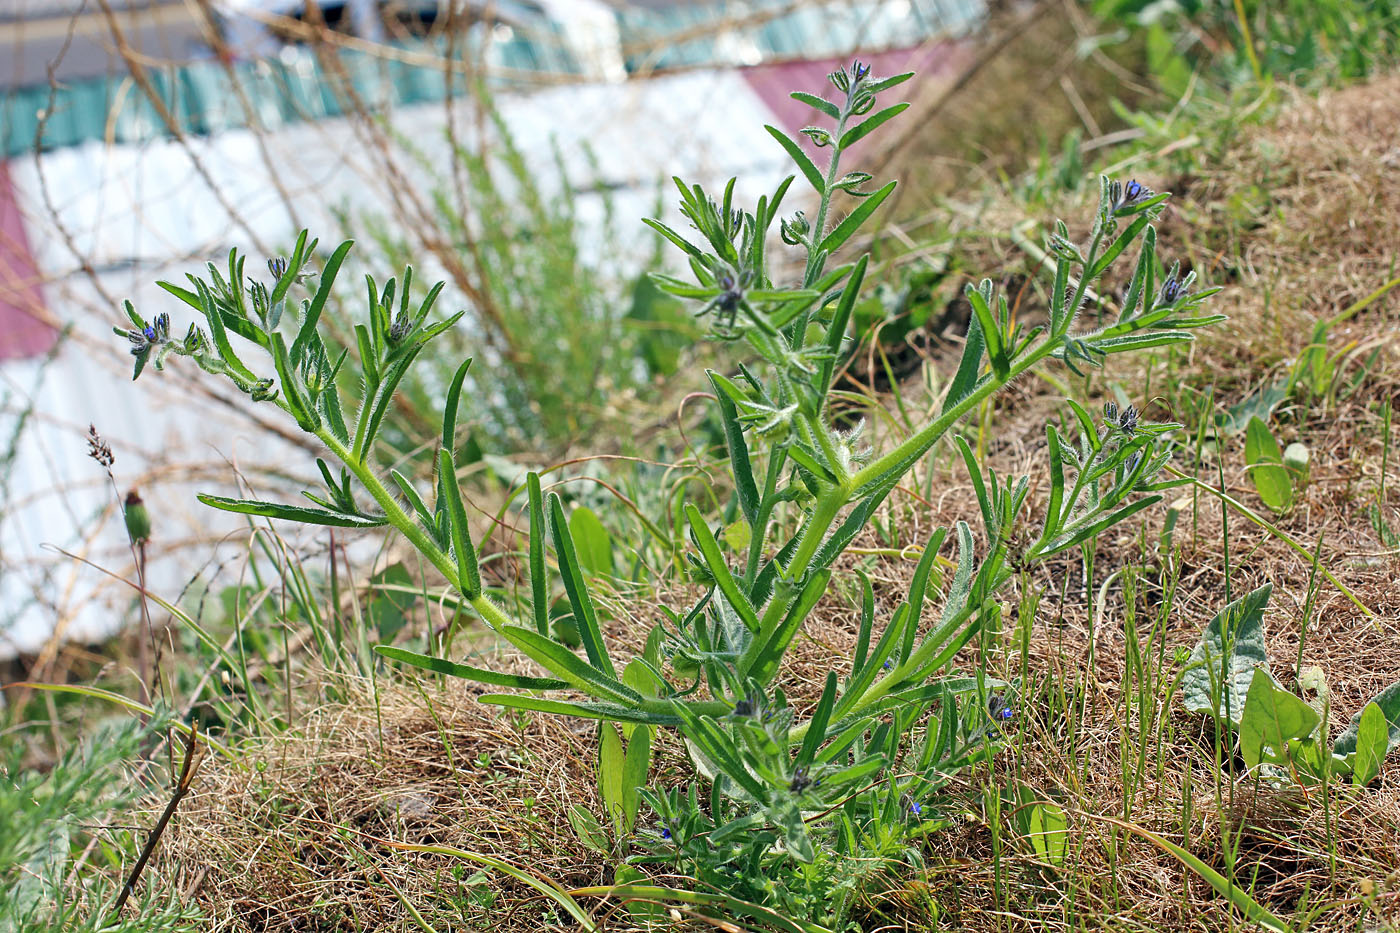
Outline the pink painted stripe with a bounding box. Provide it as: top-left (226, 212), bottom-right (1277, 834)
top-left (0, 160), bottom-right (55, 362)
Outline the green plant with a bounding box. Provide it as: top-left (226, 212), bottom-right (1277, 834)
top-left (119, 63), bottom-right (1222, 918)
top-left (0, 714), bottom-right (203, 932)
top-left (344, 88), bottom-right (693, 455)
top-left (1181, 583), bottom-right (1400, 787)
top-left (1243, 415), bottom-right (1307, 513)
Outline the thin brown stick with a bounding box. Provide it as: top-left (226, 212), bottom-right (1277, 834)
top-left (108, 721), bottom-right (202, 918)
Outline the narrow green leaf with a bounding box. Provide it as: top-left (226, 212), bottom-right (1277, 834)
top-left (707, 371), bottom-right (760, 524)
top-left (739, 569), bottom-right (830, 683)
top-left (480, 694), bottom-right (680, 726)
top-left (291, 239), bottom-right (352, 364)
top-left (765, 125), bottom-right (826, 194)
top-left (441, 357), bottom-right (473, 455)
top-left (197, 494), bottom-right (384, 528)
top-left (1087, 214), bottom-right (1152, 280)
top-left (375, 645), bottom-right (567, 690)
top-left (549, 494), bottom-right (615, 677)
top-left (1040, 497), bottom-right (1160, 558)
top-left (818, 254), bottom-right (867, 394)
top-left (438, 448), bottom-right (482, 601)
top-left (941, 308), bottom-right (988, 418)
top-left (527, 472), bottom-right (550, 636)
top-left (862, 71), bottom-right (914, 95)
top-left (498, 625), bottom-right (637, 705)
top-left (797, 672), bottom-right (838, 766)
top-left (839, 102), bottom-right (909, 148)
top-left (790, 91), bottom-right (839, 119)
top-left (686, 504), bottom-right (761, 634)
top-left (818, 180), bottom-right (896, 255)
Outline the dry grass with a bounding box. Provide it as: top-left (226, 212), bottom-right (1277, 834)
top-left (136, 75), bottom-right (1400, 932)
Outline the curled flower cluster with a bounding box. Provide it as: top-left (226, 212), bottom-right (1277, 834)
top-left (125, 312), bottom-right (169, 357)
top-left (1103, 401), bottom-right (1139, 436)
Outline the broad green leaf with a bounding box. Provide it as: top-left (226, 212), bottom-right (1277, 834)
top-left (197, 494), bottom-right (386, 528)
top-left (621, 725), bottom-right (652, 834)
top-left (1245, 416), bottom-right (1292, 512)
top-left (374, 645), bottom-right (567, 690)
top-left (1238, 668), bottom-right (1319, 769)
top-left (765, 124), bottom-right (826, 194)
top-left (1180, 584), bottom-right (1272, 725)
top-left (1352, 702), bottom-right (1389, 786)
top-left (549, 494), bottom-right (615, 677)
top-left (569, 506), bottom-right (614, 577)
top-left (1027, 800), bottom-right (1069, 866)
top-left (1335, 677), bottom-right (1400, 760)
top-left (599, 722), bottom-right (625, 833)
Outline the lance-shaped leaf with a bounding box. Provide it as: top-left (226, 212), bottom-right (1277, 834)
top-left (437, 448), bottom-right (482, 601)
top-left (198, 494), bottom-right (385, 528)
top-left (375, 645), bottom-right (567, 690)
top-left (686, 504), bottom-right (761, 634)
top-left (738, 569), bottom-right (831, 683)
top-left (441, 357), bottom-right (473, 454)
top-left (497, 626), bottom-right (638, 706)
top-left (527, 472), bottom-right (550, 636)
top-left (549, 493), bottom-right (615, 677)
top-left (481, 694), bottom-right (681, 727)
top-left (765, 125), bottom-right (826, 194)
top-left (818, 180), bottom-right (896, 255)
top-left (291, 239), bottom-right (352, 365)
top-left (839, 102), bottom-right (908, 148)
top-left (1181, 584), bottom-right (1272, 725)
top-left (707, 371), bottom-right (760, 524)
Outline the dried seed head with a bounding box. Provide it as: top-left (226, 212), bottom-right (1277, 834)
top-left (87, 425), bottom-right (114, 468)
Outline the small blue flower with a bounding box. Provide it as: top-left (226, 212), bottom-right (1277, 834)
top-left (909, 801), bottom-right (922, 817)
top-left (1111, 178), bottom-right (1154, 215)
top-left (853, 61), bottom-right (870, 81)
top-left (882, 659), bottom-right (892, 671)
top-left (661, 827), bottom-right (672, 841)
top-left (1158, 276), bottom-right (1184, 306)
top-left (143, 325), bottom-right (157, 342)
